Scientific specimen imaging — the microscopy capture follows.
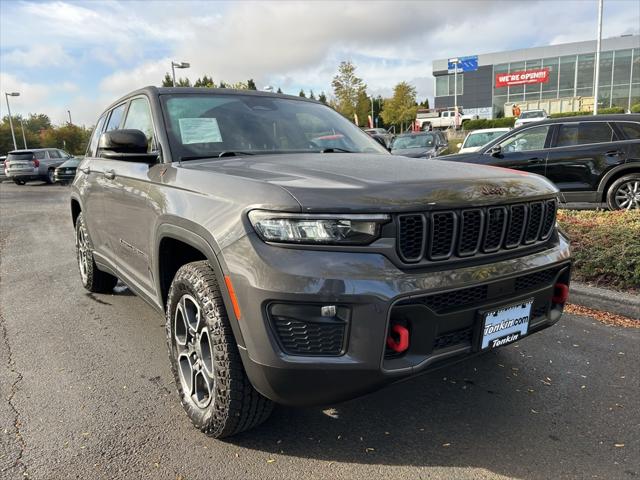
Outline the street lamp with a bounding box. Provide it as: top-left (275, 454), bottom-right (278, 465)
top-left (593, 0), bottom-right (603, 115)
top-left (20, 118), bottom-right (27, 149)
top-left (450, 58), bottom-right (461, 128)
top-left (67, 110), bottom-right (72, 124)
top-left (171, 61), bottom-right (190, 87)
top-left (4, 92), bottom-right (20, 151)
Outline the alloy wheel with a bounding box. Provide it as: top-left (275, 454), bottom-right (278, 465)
top-left (174, 294), bottom-right (215, 409)
top-left (76, 225), bottom-right (90, 283)
top-left (614, 180), bottom-right (640, 210)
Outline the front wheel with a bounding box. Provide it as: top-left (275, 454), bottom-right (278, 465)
top-left (13, 179), bottom-right (26, 185)
top-left (46, 169), bottom-right (55, 184)
top-left (606, 174), bottom-right (640, 210)
top-left (166, 261), bottom-right (273, 438)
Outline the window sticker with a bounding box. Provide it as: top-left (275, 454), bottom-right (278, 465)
top-left (178, 118), bottom-right (223, 144)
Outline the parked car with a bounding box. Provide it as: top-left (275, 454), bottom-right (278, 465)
top-left (441, 114), bottom-right (640, 210)
top-left (71, 86), bottom-right (570, 438)
top-left (54, 157), bottom-right (81, 184)
top-left (457, 128), bottom-right (511, 153)
top-left (390, 132), bottom-right (450, 158)
top-left (0, 156), bottom-right (7, 182)
top-left (5, 148), bottom-right (74, 185)
top-left (364, 128), bottom-right (394, 148)
top-left (514, 109), bottom-right (549, 128)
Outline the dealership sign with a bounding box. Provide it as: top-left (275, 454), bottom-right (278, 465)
top-left (495, 68), bottom-right (550, 87)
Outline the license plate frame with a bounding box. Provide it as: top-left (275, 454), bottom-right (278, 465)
top-left (480, 299), bottom-right (533, 350)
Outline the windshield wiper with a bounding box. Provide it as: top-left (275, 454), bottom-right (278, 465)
top-left (217, 151), bottom-right (255, 157)
top-left (320, 147), bottom-right (354, 153)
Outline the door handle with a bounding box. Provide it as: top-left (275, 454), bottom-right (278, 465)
top-left (104, 169), bottom-right (116, 180)
top-left (527, 158), bottom-right (544, 164)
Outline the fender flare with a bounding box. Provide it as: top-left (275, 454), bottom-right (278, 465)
top-left (154, 222), bottom-right (246, 348)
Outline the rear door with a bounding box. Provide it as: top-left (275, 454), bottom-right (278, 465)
top-left (481, 124), bottom-right (551, 176)
top-left (545, 121), bottom-right (625, 196)
top-left (614, 121), bottom-right (640, 164)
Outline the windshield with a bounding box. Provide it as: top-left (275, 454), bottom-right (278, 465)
top-left (391, 134), bottom-right (435, 150)
top-left (519, 111), bottom-right (544, 119)
top-left (161, 93), bottom-right (388, 160)
top-left (60, 158), bottom-right (80, 168)
top-left (463, 130), bottom-right (509, 148)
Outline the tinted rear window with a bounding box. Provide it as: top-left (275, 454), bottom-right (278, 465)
top-left (556, 122), bottom-right (618, 147)
top-left (617, 122), bottom-right (640, 140)
top-left (7, 153), bottom-right (34, 160)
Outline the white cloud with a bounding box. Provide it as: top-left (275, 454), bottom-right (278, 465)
top-left (3, 44), bottom-right (74, 68)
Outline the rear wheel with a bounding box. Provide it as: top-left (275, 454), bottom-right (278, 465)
top-left (166, 261), bottom-right (273, 438)
top-left (75, 213), bottom-right (118, 292)
top-left (13, 179), bottom-right (25, 185)
top-left (606, 174), bottom-right (640, 210)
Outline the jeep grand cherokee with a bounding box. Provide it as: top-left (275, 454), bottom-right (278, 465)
top-left (70, 87), bottom-right (571, 438)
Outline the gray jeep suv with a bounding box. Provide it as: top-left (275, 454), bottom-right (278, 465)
top-left (71, 87), bottom-right (571, 438)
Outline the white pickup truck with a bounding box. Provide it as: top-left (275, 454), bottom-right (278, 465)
top-left (416, 109), bottom-right (479, 130)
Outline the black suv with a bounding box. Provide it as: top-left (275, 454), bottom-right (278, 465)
top-left (71, 87), bottom-right (571, 438)
top-left (443, 114), bottom-right (640, 210)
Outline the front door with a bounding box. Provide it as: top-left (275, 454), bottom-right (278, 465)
top-left (484, 124), bottom-right (551, 177)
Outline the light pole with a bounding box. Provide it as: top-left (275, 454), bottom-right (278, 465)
top-left (450, 58), bottom-right (460, 128)
top-left (370, 96), bottom-right (374, 129)
top-left (171, 61), bottom-right (190, 87)
top-left (20, 119), bottom-right (27, 149)
top-left (67, 110), bottom-right (72, 124)
top-left (4, 92), bottom-right (20, 150)
top-left (593, 0), bottom-right (603, 115)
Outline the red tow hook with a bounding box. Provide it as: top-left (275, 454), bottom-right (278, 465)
top-left (552, 283), bottom-right (570, 304)
top-left (387, 324), bottom-right (410, 353)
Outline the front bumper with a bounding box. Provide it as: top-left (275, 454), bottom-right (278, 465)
top-left (222, 232), bottom-right (571, 406)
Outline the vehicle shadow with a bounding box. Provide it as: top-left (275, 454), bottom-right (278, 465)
top-left (227, 345), bottom-right (596, 479)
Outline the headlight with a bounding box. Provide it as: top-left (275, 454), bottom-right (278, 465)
top-left (248, 211), bottom-right (389, 245)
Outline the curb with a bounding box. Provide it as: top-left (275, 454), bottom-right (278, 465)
top-left (570, 282), bottom-right (640, 320)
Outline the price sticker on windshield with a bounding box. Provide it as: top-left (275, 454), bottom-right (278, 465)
top-left (178, 118), bottom-right (223, 144)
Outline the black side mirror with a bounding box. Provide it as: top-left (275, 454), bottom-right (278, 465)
top-left (489, 145), bottom-right (502, 157)
top-left (98, 129), bottom-right (158, 163)
top-left (372, 135), bottom-right (389, 150)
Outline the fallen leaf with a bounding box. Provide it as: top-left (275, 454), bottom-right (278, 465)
top-left (614, 443), bottom-right (625, 448)
top-left (266, 459), bottom-right (276, 463)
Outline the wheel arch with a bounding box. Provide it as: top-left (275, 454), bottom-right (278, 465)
top-left (155, 223), bottom-right (246, 348)
top-left (597, 163), bottom-right (640, 202)
top-left (70, 197), bottom-right (82, 226)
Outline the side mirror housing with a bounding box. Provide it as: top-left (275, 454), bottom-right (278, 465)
top-left (98, 129), bottom-right (158, 163)
top-left (489, 145), bottom-right (502, 157)
top-left (372, 135), bottom-right (390, 151)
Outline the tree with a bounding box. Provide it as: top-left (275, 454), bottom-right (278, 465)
top-left (298, 89), bottom-right (306, 98)
top-left (420, 98), bottom-right (430, 109)
top-left (331, 61), bottom-right (367, 122)
top-left (40, 124), bottom-right (92, 155)
top-left (318, 92), bottom-right (327, 104)
top-left (176, 77), bottom-right (191, 87)
top-left (219, 81), bottom-right (227, 89)
top-left (380, 82), bottom-right (418, 131)
top-left (247, 79), bottom-right (257, 90)
top-left (309, 90), bottom-right (316, 100)
top-left (194, 75), bottom-right (215, 88)
top-left (161, 73), bottom-right (173, 87)
top-left (276, 87), bottom-right (283, 94)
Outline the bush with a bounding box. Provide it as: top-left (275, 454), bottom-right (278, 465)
top-left (631, 103), bottom-right (640, 113)
top-left (549, 107), bottom-right (625, 119)
top-left (557, 210), bottom-right (640, 291)
top-left (463, 118), bottom-right (515, 130)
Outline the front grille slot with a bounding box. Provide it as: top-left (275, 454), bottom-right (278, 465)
top-left (396, 198), bottom-right (557, 265)
top-left (419, 284), bottom-right (488, 314)
top-left (515, 267), bottom-right (559, 292)
top-left (398, 214), bottom-right (426, 262)
top-left (429, 212), bottom-right (456, 260)
top-left (433, 327), bottom-right (473, 350)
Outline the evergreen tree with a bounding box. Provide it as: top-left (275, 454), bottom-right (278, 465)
top-left (318, 92), bottom-right (327, 104)
top-left (161, 73), bottom-right (173, 87)
top-left (309, 90), bottom-right (316, 100)
top-left (299, 89), bottom-right (306, 98)
top-left (247, 79), bottom-right (257, 90)
top-left (276, 87), bottom-right (283, 94)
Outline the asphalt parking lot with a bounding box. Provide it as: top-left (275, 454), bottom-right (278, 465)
top-left (1, 182), bottom-right (638, 480)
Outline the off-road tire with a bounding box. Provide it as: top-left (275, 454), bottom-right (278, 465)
top-left (166, 261), bottom-right (273, 438)
top-left (75, 213), bottom-right (118, 293)
top-left (606, 173), bottom-right (640, 210)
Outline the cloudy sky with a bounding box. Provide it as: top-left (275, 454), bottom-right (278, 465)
top-left (1, 0), bottom-right (638, 125)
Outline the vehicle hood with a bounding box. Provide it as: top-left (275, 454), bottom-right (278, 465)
top-left (182, 153), bottom-right (557, 212)
top-left (390, 147), bottom-right (436, 158)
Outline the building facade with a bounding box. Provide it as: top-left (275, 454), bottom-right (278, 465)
top-left (432, 35), bottom-right (640, 119)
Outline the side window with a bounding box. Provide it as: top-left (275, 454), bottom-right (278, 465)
top-left (499, 125), bottom-right (550, 152)
top-left (105, 103), bottom-right (126, 132)
top-left (617, 122), bottom-right (640, 140)
top-left (59, 150), bottom-right (71, 158)
top-left (577, 122), bottom-right (617, 144)
top-left (34, 151), bottom-right (47, 159)
top-left (87, 114), bottom-right (107, 157)
top-left (49, 150), bottom-right (61, 159)
top-left (556, 124), bottom-right (579, 147)
top-left (123, 98), bottom-right (154, 148)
